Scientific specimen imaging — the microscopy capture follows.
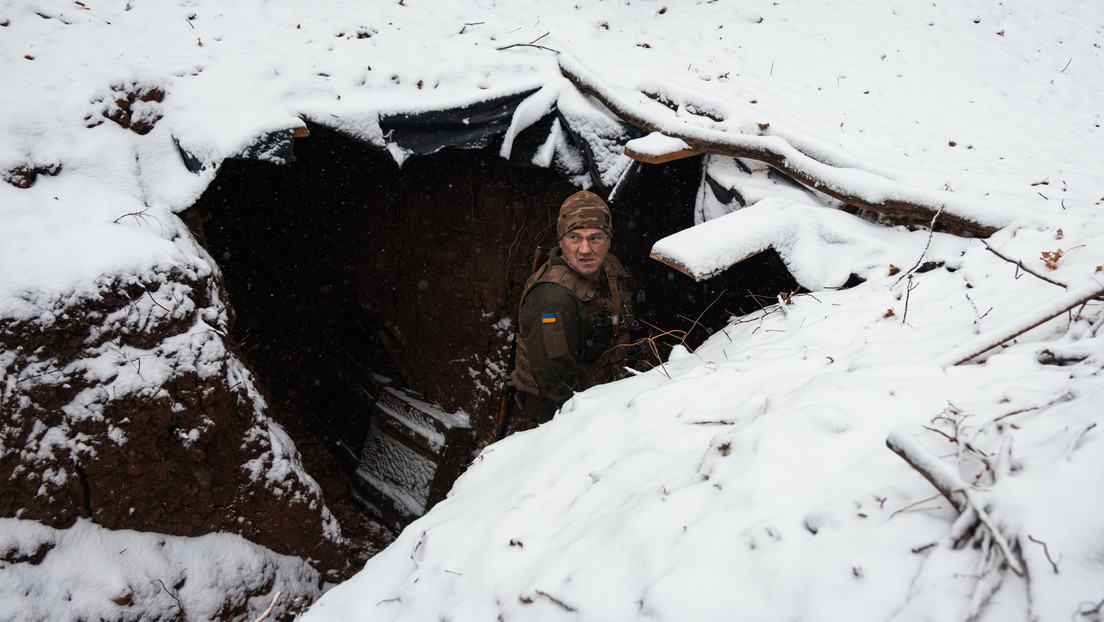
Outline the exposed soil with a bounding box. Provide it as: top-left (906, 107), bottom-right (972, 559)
top-left (0, 260), bottom-right (357, 583)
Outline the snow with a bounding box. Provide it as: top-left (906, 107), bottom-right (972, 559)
top-left (305, 261), bottom-right (1104, 621)
top-left (3, 0), bottom-right (1104, 619)
top-left (650, 197), bottom-right (965, 285)
top-left (0, 518), bottom-right (323, 621)
top-left (623, 131), bottom-right (692, 158)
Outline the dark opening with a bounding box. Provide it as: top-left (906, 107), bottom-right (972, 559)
top-left (186, 122), bottom-right (797, 532)
top-left (613, 155), bottom-right (801, 348)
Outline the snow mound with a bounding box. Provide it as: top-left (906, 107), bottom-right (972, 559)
top-left (304, 243), bottom-right (1104, 621)
top-left (0, 518), bottom-right (323, 622)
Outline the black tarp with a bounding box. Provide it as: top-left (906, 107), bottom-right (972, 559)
top-left (378, 89), bottom-right (540, 155)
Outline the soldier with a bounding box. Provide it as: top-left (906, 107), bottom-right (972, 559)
top-left (508, 190), bottom-right (644, 430)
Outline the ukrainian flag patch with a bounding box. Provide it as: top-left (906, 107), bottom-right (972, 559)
top-left (542, 313), bottom-right (556, 324)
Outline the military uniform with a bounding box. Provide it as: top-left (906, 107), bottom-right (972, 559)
top-left (509, 247), bottom-right (639, 426)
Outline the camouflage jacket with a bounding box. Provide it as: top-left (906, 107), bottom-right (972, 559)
top-left (510, 248), bottom-right (638, 409)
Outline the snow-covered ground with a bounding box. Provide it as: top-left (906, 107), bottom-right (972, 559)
top-left (0, 518), bottom-right (324, 620)
top-left (3, 0), bottom-right (1103, 619)
top-left (305, 229), bottom-right (1104, 621)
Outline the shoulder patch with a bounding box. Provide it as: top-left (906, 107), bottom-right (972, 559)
top-left (541, 313), bottom-right (570, 359)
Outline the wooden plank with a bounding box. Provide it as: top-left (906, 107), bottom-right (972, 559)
top-left (624, 144), bottom-right (701, 164)
top-left (351, 379), bottom-right (473, 531)
top-left (649, 247), bottom-right (767, 281)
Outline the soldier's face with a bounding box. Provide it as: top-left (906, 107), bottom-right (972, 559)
top-left (559, 228), bottom-right (610, 281)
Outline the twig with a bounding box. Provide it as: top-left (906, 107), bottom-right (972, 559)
top-left (963, 290), bottom-right (992, 328)
top-left (921, 424), bottom-right (957, 444)
top-left (901, 275), bottom-right (918, 324)
top-left (146, 291), bottom-right (171, 313)
top-left (744, 289), bottom-right (777, 309)
top-left (1026, 535), bottom-right (1060, 574)
top-left (925, 413), bottom-right (995, 474)
top-left (535, 590), bottom-right (577, 612)
top-left (889, 493), bottom-right (944, 519)
top-left (154, 579), bottom-right (184, 616)
top-left (981, 239), bottom-right (1067, 289)
top-left (631, 324), bottom-right (685, 379)
top-left (253, 591), bottom-right (283, 622)
top-left (776, 294), bottom-right (788, 316)
top-left (496, 32), bottom-right (557, 53)
top-left (1077, 598), bottom-right (1104, 617)
top-left (675, 289), bottom-right (727, 347)
top-left (410, 530), bottom-right (426, 567)
top-left (894, 206), bottom-right (944, 288)
top-left (114, 207), bottom-right (154, 225)
top-left (1062, 422), bottom-right (1097, 459)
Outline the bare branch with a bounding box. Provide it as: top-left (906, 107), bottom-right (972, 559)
top-left (894, 205), bottom-right (944, 288)
top-left (676, 289), bottom-right (727, 347)
top-left (496, 32), bottom-right (557, 53)
top-left (146, 290), bottom-right (170, 313)
top-left (981, 239), bottom-right (1067, 289)
top-left (901, 275), bottom-right (918, 324)
top-left (1027, 535), bottom-right (1060, 574)
top-left (534, 590), bottom-right (577, 612)
top-left (154, 579), bottom-right (184, 616)
top-left (889, 493), bottom-right (944, 519)
top-left (938, 278), bottom-right (1104, 366)
top-left (886, 431), bottom-right (1025, 576)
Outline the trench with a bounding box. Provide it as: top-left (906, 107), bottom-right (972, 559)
top-left (187, 122), bottom-right (797, 535)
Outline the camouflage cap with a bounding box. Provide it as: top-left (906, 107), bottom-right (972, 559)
top-left (556, 190), bottom-right (612, 239)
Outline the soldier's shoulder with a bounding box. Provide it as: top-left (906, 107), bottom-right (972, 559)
top-left (524, 281), bottom-right (578, 307)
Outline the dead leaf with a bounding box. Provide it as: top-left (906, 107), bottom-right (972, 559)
top-left (1040, 249), bottom-right (1063, 270)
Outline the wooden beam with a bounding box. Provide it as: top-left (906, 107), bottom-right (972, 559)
top-left (649, 246), bottom-right (767, 281)
top-left (624, 144), bottom-right (701, 164)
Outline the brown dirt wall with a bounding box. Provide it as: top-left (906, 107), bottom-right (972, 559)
top-left (0, 255), bottom-right (357, 583)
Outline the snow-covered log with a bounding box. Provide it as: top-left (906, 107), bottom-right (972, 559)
top-left (936, 277), bottom-right (1104, 366)
top-left (559, 53), bottom-right (1034, 239)
top-left (886, 431), bottom-right (1025, 577)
